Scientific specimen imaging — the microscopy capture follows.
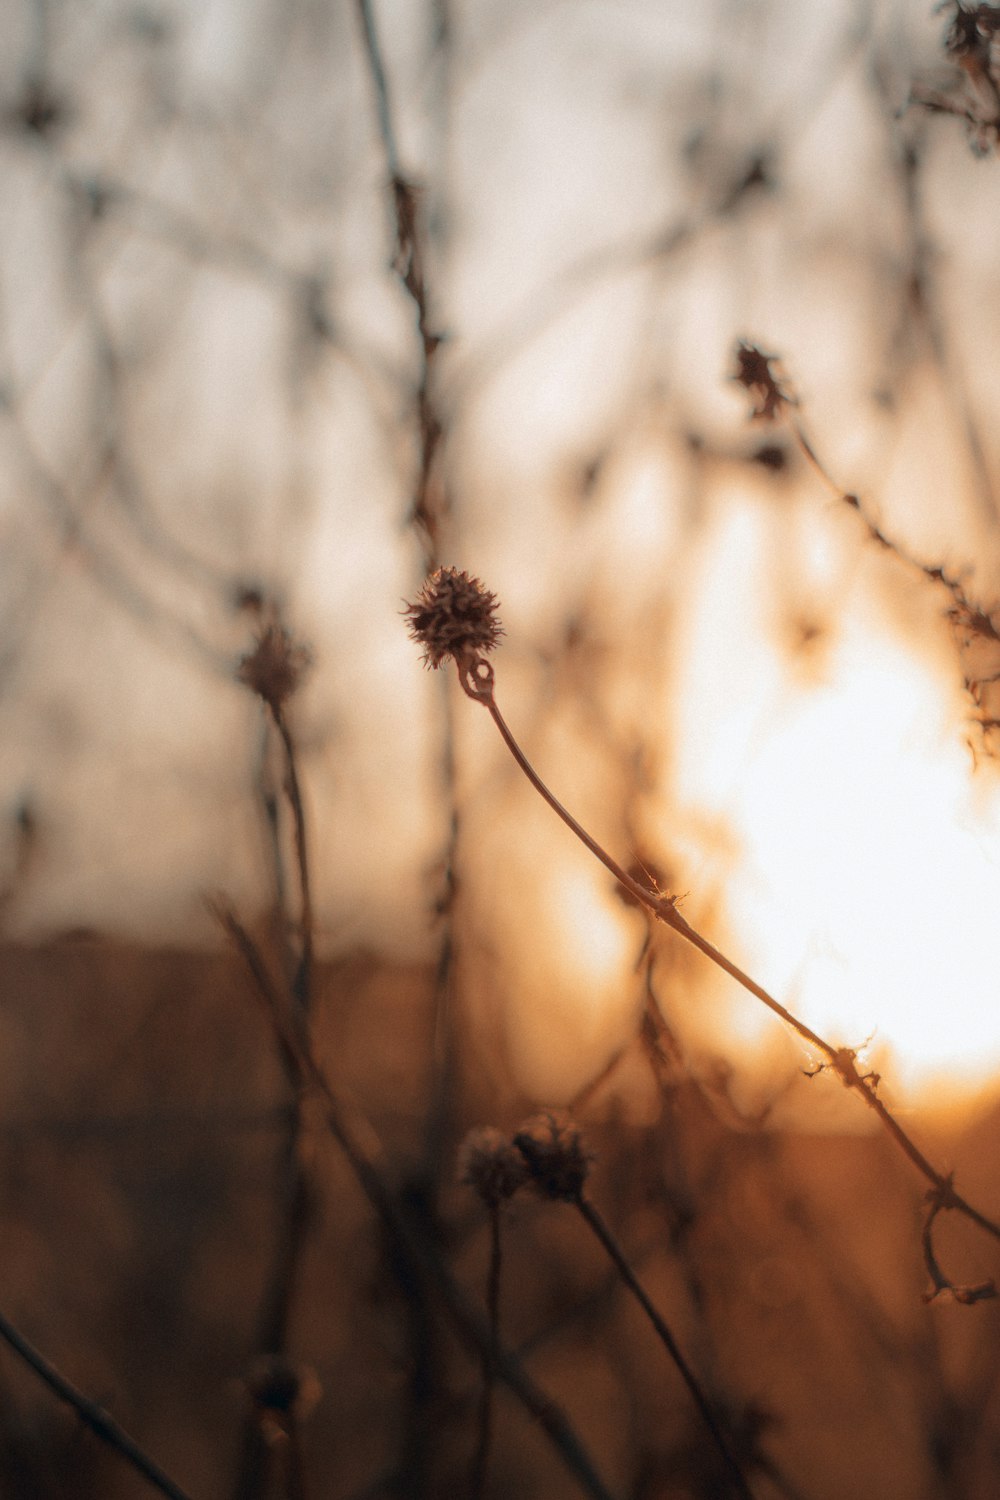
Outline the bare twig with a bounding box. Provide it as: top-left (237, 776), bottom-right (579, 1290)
top-left (446, 650), bottom-right (1000, 1260)
top-left (354, 0), bottom-right (448, 554)
top-left (272, 707), bottom-right (314, 1014)
top-left (0, 1309), bottom-right (194, 1500)
top-left (733, 342), bottom-right (1000, 740)
top-left (231, 627), bottom-right (317, 1500)
top-left (468, 1205), bottom-right (502, 1500)
top-left (354, 13), bottom-right (463, 1481)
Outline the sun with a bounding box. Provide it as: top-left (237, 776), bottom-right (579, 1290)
top-left (672, 491), bottom-right (1000, 1111)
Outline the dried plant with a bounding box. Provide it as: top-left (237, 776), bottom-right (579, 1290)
top-left (404, 561), bottom-right (1000, 1307)
top-left (5, 5), bottom-right (1000, 1500)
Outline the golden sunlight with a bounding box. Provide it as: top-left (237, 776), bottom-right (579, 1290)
top-left (674, 491), bottom-right (1000, 1107)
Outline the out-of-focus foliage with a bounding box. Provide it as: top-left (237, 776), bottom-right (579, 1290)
top-left (2, 0), bottom-right (1000, 962)
top-left (4, 3), bottom-right (1000, 1498)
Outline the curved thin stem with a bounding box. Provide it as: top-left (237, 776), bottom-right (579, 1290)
top-left (470, 666), bottom-right (1000, 1248)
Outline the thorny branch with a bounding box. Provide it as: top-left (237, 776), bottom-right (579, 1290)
top-left (732, 342), bottom-right (1000, 749)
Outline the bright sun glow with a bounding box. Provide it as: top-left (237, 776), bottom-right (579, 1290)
top-left (675, 494), bottom-right (1000, 1105)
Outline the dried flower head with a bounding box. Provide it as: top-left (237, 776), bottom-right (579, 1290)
top-left (404, 567), bottom-right (503, 669)
top-left (733, 341), bottom-right (793, 421)
top-left (946, 4), bottom-right (1000, 67)
top-left (237, 623), bottom-right (312, 713)
top-left (459, 1126), bottom-right (528, 1208)
top-left (513, 1113), bottom-right (592, 1202)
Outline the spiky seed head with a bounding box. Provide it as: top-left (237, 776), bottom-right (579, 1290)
top-left (404, 567), bottom-right (504, 668)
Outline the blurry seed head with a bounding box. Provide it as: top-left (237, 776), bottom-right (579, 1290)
top-left (237, 623), bottom-right (312, 713)
top-left (733, 341), bottom-right (793, 421)
top-left (513, 1113), bottom-right (592, 1202)
top-left (459, 1126), bottom-right (528, 1207)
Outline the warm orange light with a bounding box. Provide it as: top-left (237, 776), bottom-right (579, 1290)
top-left (673, 491), bottom-right (1000, 1109)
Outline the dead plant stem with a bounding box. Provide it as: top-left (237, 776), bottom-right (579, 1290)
top-left (217, 905), bottom-right (617, 1500)
top-left (274, 706), bottom-right (313, 1014)
top-left (574, 1197), bottom-right (756, 1500)
top-left (472, 675), bottom-right (1000, 1248)
top-left (468, 1204), bottom-right (502, 1499)
top-left (231, 705), bottom-right (315, 1500)
top-left (0, 1308), bottom-right (194, 1500)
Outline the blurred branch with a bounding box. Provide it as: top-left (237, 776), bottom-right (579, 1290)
top-left (745, 345), bottom-right (1000, 744)
top-left (355, 0), bottom-right (449, 556)
top-left (355, 25), bottom-right (467, 1483)
top-left (439, 647), bottom-right (1000, 1267)
top-left (355, 0), bottom-right (402, 180)
top-left (214, 900), bottom-right (618, 1500)
top-left (1, 398), bottom-right (233, 680)
top-left (231, 625), bottom-right (316, 1500)
top-left (0, 1308), bottom-right (194, 1500)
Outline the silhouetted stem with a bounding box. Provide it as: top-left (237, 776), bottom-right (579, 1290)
top-left (469, 1206), bottom-right (502, 1499)
top-left (465, 663), bottom-right (1000, 1249)
top-left (575, 1197), bottom-right (756, 1500)
top-left (217, 905), bottom-right (616, 1500)
top-left (354, 0), bottom-right (401, 178)
top-left (232, 707), bottom-right (314, 1500)
top-left (0, 1309), bottom-right (194, 1500)
top-left (273, 707), bottom-right (313, 1014)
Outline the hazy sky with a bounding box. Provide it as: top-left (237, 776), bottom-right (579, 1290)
top-left (3, 0), bottom-right (1000, 1101)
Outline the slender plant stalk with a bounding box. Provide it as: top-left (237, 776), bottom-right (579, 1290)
top-left (458, 656), bottom-right (1000, 1250)
top-left (355, 0), bottom-right (401, 180)
top-left (232, 686), bottom-right (316, 1500)
top-left (0, 1308), bottom-right (194, 1500)
top-left (574, 1197), bottom-right (756, 1500)
top-left (216, 904), bottom-right (617, 1500)
top-left (468, 1205), bottom-right (502, 1499)
top-left (355, 10), bottom-right (469, 1482)
top-left (274, 705), bottom-right (314, 1014)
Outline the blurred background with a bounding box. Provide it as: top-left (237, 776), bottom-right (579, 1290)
top-left (4, 0), bottom-right (1000, 1496)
